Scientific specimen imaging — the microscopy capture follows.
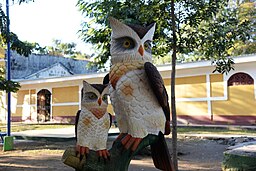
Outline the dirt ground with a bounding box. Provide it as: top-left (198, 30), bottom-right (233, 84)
top-left (0, 135), bottom-right (228, 171)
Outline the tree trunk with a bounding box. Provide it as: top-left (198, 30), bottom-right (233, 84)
top-left (171, 0), bottom-right (178, 170)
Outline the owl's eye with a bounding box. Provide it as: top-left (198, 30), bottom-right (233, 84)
top-left (85, 92), bottom-right (97, 100)
top-left (123, 39), bottom-right (131, 48)
top-left (144, 40), bottom-right (152, 53)
top-left (115, 37), bottom-right (135, 50)
top-left (102, 94), bottom-right (108, 102)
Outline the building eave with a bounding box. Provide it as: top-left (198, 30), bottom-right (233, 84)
top-left (157, 54), bottom-right (256, 71)
top-left (17, 72), bottom-right (108, 85)
top-left (17, 54), bottom-right (256, 85)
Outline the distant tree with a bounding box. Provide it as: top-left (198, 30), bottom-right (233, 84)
top-left (31, 39), bottom-right (91, 60)
top-left (46, 39), bottom-right (77, 58)
top-left (0, 66), bottom-right (20, 92)
top-left (230, 1), bottom-right (256, 55)
top-left (0, 1), bottom-right (35, 92)
top-left (153, 54), bottom-right (172, 65)
top-left (0, 4), bottom-right (33, 57)
top-left (15, 0), bottom-right (34, 4)
top-left (29, 42), bottom-right (48, 55)
top-left (77, 0), bottom-right (253, 71)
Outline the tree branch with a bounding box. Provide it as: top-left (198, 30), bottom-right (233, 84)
top-left (62, 134), bottom-right (159, 171)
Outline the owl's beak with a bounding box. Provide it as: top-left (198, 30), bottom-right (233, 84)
top-left (98, 98), bottom-right (102, 106)
top-left (138, 45), bottom-right (144, 57)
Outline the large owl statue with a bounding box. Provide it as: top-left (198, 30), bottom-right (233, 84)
top-left (75, 81), bottom-right (111, 160)
top-left (107, 17), bottom-right (173, 170)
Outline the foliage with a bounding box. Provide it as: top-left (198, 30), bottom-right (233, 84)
top-left (0, 1), bottom-right (36, 93)
top-left (47, 39), bottom-right (76, 58)
top-left (15, 0), bottom-right (34, 4)
top-left (186, 1), bottom-right (252, 58)
top-left (77, 0), bottom-right (254, 73)
top-left (230, 2), bottom-right (256, 56)
top-left (212, 57), bottom-right (235, 74)
top-left (77, 0), bottom-right (172, 68)
top-left (31, 39), bottom-right (91, 59)
top-left (181, 0), bottom-right (255, 74)
top-left (0, 66), bottom-right (20, 92)
top-left (153, 53), bottom-right (172, 65)
top-left (0, 3), bottom-right (33, 57)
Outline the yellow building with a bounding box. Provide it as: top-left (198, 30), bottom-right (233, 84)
top-left (1, 54), bottom-right (256, 125)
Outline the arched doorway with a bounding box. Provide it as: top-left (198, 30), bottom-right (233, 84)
top-left (228, 72), bottom-right (254, 86)
top-left (37, 89), bottom-right (51, 122)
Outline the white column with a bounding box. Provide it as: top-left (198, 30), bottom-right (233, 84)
top-left (206, 74), bottom-right (212, 120)
top-left (79, 84), bottom-right (83, 110)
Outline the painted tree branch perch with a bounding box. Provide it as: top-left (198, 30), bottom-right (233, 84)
top-left (62, 134), bottom-right (159, 171)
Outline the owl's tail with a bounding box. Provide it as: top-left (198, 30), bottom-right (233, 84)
top-left (150, 132), bottom-right (175, 171)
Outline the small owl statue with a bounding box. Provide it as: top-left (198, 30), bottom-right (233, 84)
top-left (75, 81), bottom-right (111, 160)
top-left (106, 17), bottom-right (173, 170)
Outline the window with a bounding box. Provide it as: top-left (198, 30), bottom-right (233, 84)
top-left (228, 72), bottom-right (254, 86)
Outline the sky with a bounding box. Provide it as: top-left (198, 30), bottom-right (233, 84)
top-left (5, 0), bottom-right (91, 54)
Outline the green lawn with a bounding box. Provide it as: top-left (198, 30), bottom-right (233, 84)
top-left (0, 123), bottom-right (74, 132)
top-left (178, 126), bottom-right (256, 136)
top-left (0, 123), bottom-right (255, 136)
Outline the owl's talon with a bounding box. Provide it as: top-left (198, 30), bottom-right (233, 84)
top-left (76, 145), bottom-right (90, 160)
top-left (131, 138), bottom-right (142, 151)
top-left (97, 150), bottom-right (103, 157)
top-left (85, 147), bottom-right (89, 154)
top-left (124, 136), bottom-right (135, 149)
top-left (80, 146), bottom-right (86, 155)
top-left (121, 134), bottom-right (132, 145)
top-left (97, 149), bottom-right (110, 162)
top-left (121, 134), bottom-right (142, 151)
top-left (102, 150), bottom-right (107, 159)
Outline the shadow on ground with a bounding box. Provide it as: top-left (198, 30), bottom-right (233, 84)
top-left (0, 136), bottom-right (227, 171)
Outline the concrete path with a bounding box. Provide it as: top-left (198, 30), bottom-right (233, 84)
top-left (179, 133), bottom-right (256, 139)
top-left (12, 127), bottom-right (75, 138)
top-left (12, 127), bottom-right (120, 139)
top-left (10, 126), bottom-right (256, 140)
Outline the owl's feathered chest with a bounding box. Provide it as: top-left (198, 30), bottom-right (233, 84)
top-left (79, 107), bottom-right (109, 127)
top-left (77, 108), bottom-right (110, 150)
top-left (109, 66), bottom-right (166, 138)
top-left (109, 62), bottom-right (144, 89)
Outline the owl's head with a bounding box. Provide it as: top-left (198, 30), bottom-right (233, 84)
top-left (109, 17), bottom-right (155, 64)
top-left (81, 81), bottom-right (109, 117)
